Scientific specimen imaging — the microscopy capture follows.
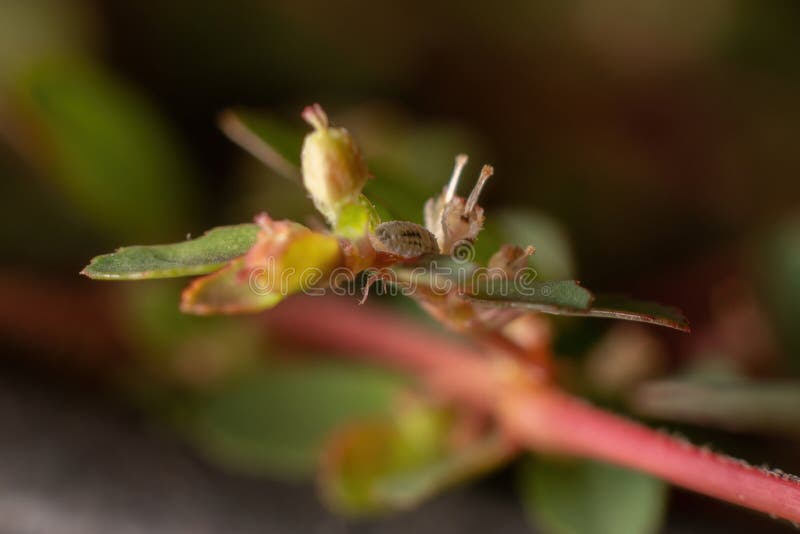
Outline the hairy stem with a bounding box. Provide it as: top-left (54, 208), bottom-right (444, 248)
top-left (501, 388), bottom-right (800, 522)
top-left (267, 295), bottom-right (800, 522)
top-left (4, 279), bottom-right (799, 522)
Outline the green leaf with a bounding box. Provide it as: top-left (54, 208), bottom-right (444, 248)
top-left (81, 224), bottom-right (259, 280)
top-left (393, 256), bottom-right (689, 331)
top-left (120, 281), bottom-right (262, 390)
top-left (0, 1), bottom-right (93, 86)
top-left (16, 61), bottom-right (193, 240)
top-left (632, 379), bottom-right (800, 437)
top-left (519, 456), bottom-right (666, 534)
top-left (468, 291), bottom-right (689, 332)
top-left (183, 362), bottom-right (404, 478)
top-left (218, 108), bottom-right (303, 180)
top-left (756, 216), bottom-right (800, 371)
top-left (571, 294), bottom-right (690, 332)
top-left (180, 229), bottom-right (342, 314)
top-left (467, 279), bottom-right (595, 311)
top-left (320, 401), bottom-right (513, 515)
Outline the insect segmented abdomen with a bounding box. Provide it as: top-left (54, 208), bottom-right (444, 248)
top-left (372, 221), bottom-right (440, 258)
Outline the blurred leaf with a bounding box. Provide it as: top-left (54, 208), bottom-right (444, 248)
top-left (0, 146), bottom-right (100, 264)
top-left (631, 380), bottom-right (800, 437)
top-left (15, 61), bottom-right (193, 240)
top-left (219, 108), bottom-right (302, 180)
top-left (519, 456), bottom-right (666, 534)
top-left (82, 224), bottom-right (258, 280)
top-left (225, 157), bottom-right (316, 224)
top-left (756, 216), bottom-right (800, 371)
top-left (183, 362), bottom-right (404, 478)
top-left (0, 0), bottom-right (94, 86)
top-left (122, 281), bottom-right (262, 389)
top-left (584, 324), bottom-right (668, 397)
top-left (181, 230), bottom-right (341, 314)
top-left (320, 401), bottom-right (512, 515)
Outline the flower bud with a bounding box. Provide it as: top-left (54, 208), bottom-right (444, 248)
top-left (301, 104), bottom-right (370, 225)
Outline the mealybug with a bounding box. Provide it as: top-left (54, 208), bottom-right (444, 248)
top-left (370, 220), bottom-right (439, 259)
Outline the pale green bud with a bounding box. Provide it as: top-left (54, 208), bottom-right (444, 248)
top-left (300, 104), bottom-right (370, 225)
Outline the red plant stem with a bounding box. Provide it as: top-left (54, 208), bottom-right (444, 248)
top-left (501, 389), bottom-right (800, 522)
top-left (266, 296), bottom-right (499, 410)
top-left (4, 279), bottom-right (799, 521)
top-left (268, 295), bottom-right (800, 522)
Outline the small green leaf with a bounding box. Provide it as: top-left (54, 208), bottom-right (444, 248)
top-left (219, 108), bottom-right (302, 180)
top-left (519, 456), bottom-right (666, 534)
top-left (183, 362), bottom-right (404, 478)
top-left (81, 224), bottom-right (259, 280)
top-left (320, 401), bottom-right (513, 515)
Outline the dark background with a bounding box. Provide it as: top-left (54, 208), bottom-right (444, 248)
top-left (1, 1), bottom-right (800, 532)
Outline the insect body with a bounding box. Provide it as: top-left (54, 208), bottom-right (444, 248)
top-left (369, 155), bottom-right (493, 260)
top-left (370, 220), bottom-right (439, 259)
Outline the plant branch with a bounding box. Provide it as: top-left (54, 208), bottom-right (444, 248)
top-left (500, 388), bottom-right (800, 522)
top-left (266, 295), bottom-right (800, 523)
top-left (4, 279), bottom-right (800, 521)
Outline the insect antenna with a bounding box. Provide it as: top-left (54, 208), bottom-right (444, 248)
top-left (465, 164), bottom-right (494, 215)
top-left (444, 154), bottom-right (469, 203)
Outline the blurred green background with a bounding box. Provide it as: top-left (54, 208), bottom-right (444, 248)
top-left (2, 1), bottom-right (800, 532)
